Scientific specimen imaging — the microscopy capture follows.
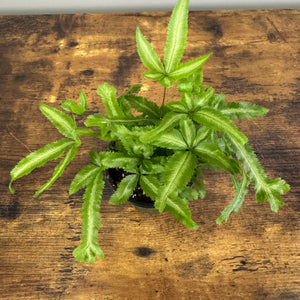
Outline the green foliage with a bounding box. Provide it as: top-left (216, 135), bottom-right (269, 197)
top-left (9, 0), bottom-right (289, 263)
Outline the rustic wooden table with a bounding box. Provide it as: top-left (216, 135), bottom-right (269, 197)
top-left (0, 9), bottom-right (299, 299)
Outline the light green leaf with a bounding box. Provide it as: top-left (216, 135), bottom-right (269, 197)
top-left (34, 145), bottom-right (79, 197)
top-left (191, 176), bottom-right (206, 199)
top-left (73, 171), bottom-right (105, 263)
top-left (9, 138), bottom-right (74, 193)
top-left (40, 104), bottom-right (77, 139)
top-left (220, 102), bottom-right (269, 120)
top-left (151, 129), bottom-right (187, 150)
top-left (97, 83), bottom-right (125, 118)
top-left (165, 197), bottom-right (199, 229)
top-left (181, 92), bottom-right (194, 111)
top-left (61, 99), bottom-right (86, 115)
top-left (143, 71), bottom-right (164, 81)
top-left (166, 101), bottom-right (189, 113)
top-left (139, 174), bottom-right (160, 200)
top-left (140, 112), bottom-right (187, 143)
top-left (164, 0), bottom-right (189, 73)
top-left (122, 84), bottom-right (143, 95)
top-left (109, 174), bottom-right (139, 205)
top-left (99, 152), bottom-right (139, 173)
top-left (192, 107), bottom-right (248, 145)
top-left (79, 90), bottom-right (88, 110)
top-left (179, 119), bottom-right (196, 147)
top-left (193, 142), bottom-right (241, 174)
top-left (192, 127), bottom-right (212, 147)
top-left (169, 54), bottom-right (211, 80)
top-left (124, 95), bottom-right (161, 119)
top-left (193, 87), bottom-right (215, 109)
top-left (85, 114), bottom-right (149, 127)
top-left (216, 172), bottom-right (250, 224)
top-left (136, 27), bottom-right (165, 73)
top-left (159, 76), bottom-right (175, 88)
top-left (89, 150), bottom-right (101, 167)
top-left (224, 134), bottom-right (290, 212)
top-left (69, 164), bottom-right (101, 195)
top-left (155, 151), bottom-right (198, 212)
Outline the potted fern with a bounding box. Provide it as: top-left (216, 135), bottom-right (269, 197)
top-left (9, 0), bottom-right (290, 263)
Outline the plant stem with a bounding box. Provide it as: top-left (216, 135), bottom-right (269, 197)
top-left (162, 87), bottom-right (167, 107)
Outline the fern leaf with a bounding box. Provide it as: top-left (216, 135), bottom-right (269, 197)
top-left (139, 174), bottom-right (160, 200)
top-left (192, 107), bottom-right (248, 145)
top-left (166, 101), bottom-right (189, 113)
top-left (193, 142), bottom-right (241, 174)
top-left (99, 152), bottom-right (139, 173)
top-left (220, 102), bottom-right (269, 120)
top-left (143, 71), bottom-right (164, 81)
top-left (169, 54), bottom-right (211, 80)
top-left (216, 172), bottom-right (250, 224)
top-left (40, 104), bottom-right (77, 139)
top-left (73, 171), bottom-right (105, 263)
top-left (124, 95), bottom-right (161, 119)
top-left (151, 129), bottom-right (187, 150)
top-left (34, 145), bottom-right (79, 197)
top-left (136, 27), bottom-right (165, 74)
top-left (79, 90), bottom-right (88, 110)
top-left (61, 99), bottom-right (86, 115)
top-left (69, 164), bottom-right (101, 195)
top-left (193, 87), bottom-right (215, 109)
top-left (9, 138), bottom-right (74, 193)
top-left (164, 0), bottom-right (189, 73)
top-left (61, 91), bottom-right (87, 115)
top-left (165, 197), bottom-right (199, 229)
top-left (140, 112), bottom-right (187, 143)
top-left (109, 174), bottom-right (139, 205)
top-left (155, 151), bottom-right (197, 212)
top-left (224, 134), bottom-right (290, 212)
top-left (179, 119), bottom-right (196, 147)
top-left (97, 83), bottom-right (125, 118)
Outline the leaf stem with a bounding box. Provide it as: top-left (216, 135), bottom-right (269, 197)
top-left (162, 86), bottom-right (167, 107)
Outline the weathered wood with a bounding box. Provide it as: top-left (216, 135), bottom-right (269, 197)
top-left (0, 9), bottom-right (299, 299)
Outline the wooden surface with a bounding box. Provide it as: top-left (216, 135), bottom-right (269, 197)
top-left (0, 9), bottom-right (299, 299)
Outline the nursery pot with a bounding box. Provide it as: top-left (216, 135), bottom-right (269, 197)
top-left (106, 168), bottom-right (158, 214)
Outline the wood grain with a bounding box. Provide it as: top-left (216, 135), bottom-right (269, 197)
top-left (0, 9), bottom-right (299, 299)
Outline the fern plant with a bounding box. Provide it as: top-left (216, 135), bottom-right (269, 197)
top-left (9, 0), bottom-right (290, 263)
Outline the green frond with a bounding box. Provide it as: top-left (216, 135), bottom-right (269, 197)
top-left (9, 138), bottom-right (74, 193)
top-left (140, 112), bottom-right (187, 143)
top-left (165, 197), bottom-right (199, 229)
top-left (61, 91), bottom-right (87, 115)
top-left (40, 104), bottom-right (77, 139)
top-left (192, 107), bottom-right (248, 145)
top-left (99, 152), bottom-right (139, 173)
top-left (97, 83), bottom-right (125, 118)
top-left (73, 171), bottom-right (105, 263)
top-left (164, 0), bottom-right (189, 73)
top-left (155, 151), bottom-right (198, 212)
top-left (124, 95), bottom-right (161, 119)
top-left (220, 102), bottom-right (269, 120)
top-left (109, 174), bottom-right (139, 205)
top-left (151, 129), bottom-right (187, 150)
top-left (136, 27), bottom-right (165, 74)
top-left (179, 119), bottom-right (196, 147)
top-left (193, 142), bottom-right (241, 174)
top-left (34, 145), bottom-right (79, 197)
top-left (216, 172), bottom-right (250, 224)
top-left (139, 175), bottom-right (160, 200)
top-left (168, 54), bottom-right (211, 80)
top-left (69, 164), bottom-right (101, 195)
top-left (223, 134), bottom-right (290, 212)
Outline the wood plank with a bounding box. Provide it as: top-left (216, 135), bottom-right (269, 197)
top-left (0, 9), bottom-right (299, 299)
